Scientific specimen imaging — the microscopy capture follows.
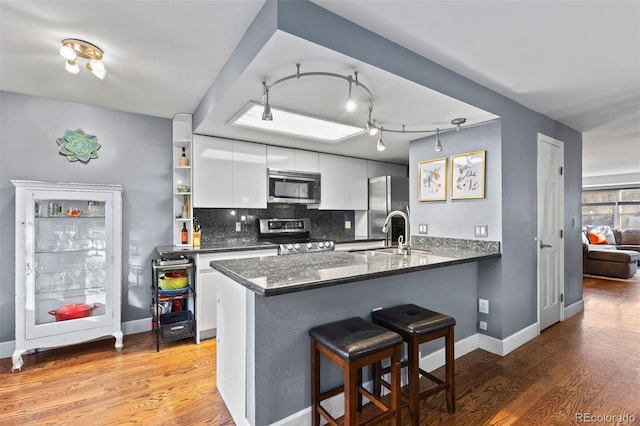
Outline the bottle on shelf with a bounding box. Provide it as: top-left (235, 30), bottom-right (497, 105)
top-left (181, 222), bottom-right (188, 244)
top-left (180, 147), bottom-right (190, 167)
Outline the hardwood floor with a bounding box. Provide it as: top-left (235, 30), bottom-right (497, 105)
top-left (1, 276), bottom-right (638, 425)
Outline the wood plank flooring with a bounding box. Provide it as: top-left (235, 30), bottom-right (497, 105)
top-left (1, 276), bottom-right (638, 425)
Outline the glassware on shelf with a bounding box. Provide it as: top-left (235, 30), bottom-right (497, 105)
top-left (52, 271), bottom-right (66, 291)
top-left (53, 225), bottom-right (65, 250)
top-left (66, 224), bottom-right (77, 249)
top-left (68, 267), bottom-right (83, 289)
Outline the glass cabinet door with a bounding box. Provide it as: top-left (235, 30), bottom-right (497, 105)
top-left (25, 189), bottom-right (115, 339)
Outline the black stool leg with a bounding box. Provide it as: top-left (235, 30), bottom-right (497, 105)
top-left (446, 326), bottom-right (456, 413)
top-left (311, 338), bottom-right (320, 426)
top-left (357, 367), bottom-right (363, 412)
top-left (391, 343), bottom-right (402, 426)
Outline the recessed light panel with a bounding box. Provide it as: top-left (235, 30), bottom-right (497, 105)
top-left (231, 103), bottom-right (364, 143)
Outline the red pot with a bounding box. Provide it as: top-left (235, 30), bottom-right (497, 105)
top-left (48, 303), bottom-right (99, 321)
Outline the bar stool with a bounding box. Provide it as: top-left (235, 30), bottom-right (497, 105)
top-left (372, 304), bottom-right (456, 425)
top-left (309, 316), bottom-right (403, 426)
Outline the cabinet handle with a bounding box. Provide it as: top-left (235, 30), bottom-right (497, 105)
top-left (25, 262), bottom-right (32, 276)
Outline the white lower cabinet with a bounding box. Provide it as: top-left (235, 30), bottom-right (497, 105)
top-left (196, 248), bottom-right (276, 342)
top-left (11, 180), bottom-right (123, 371)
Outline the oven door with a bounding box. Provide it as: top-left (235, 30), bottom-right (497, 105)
top-left (267, 169), bottom-right (321, 204)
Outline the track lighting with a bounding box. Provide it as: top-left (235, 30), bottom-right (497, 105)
top-left (434, 128), bottom-right (442, 152)
top-left (262, 81), bottom-right (273, 121)
top-left (377, 128), bottom-right (386, 151)
top-left (451, 117), bottom-right (466, 131)
top-left (59, 39), bottom-right (106, 79)
top-left (257, 63), bottom-right (468, 151)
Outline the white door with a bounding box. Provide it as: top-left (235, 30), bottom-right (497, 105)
top-left (537, 134), bottom-right (564, 331)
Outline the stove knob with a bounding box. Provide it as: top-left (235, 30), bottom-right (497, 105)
top-left (318, 242), bottom-right (325, 248)
top-left (307, 243), bottom-right (313, 250)
top-left (286, 244), bottom-right (294, 251)
top-left (293, 243), bottom-right (300, 250)
top-left (326, 241), bottom-right (334, 248)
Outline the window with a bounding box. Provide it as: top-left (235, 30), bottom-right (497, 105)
top-left (582, 187), bottom-right (640, 229)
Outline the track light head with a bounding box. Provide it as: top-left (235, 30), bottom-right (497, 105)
top-left (434, 128), bottom-right (442, 152)
top-left (377, 128), bottom-right (386, 151)
top-left (262, 82), bottom-right (273, 121)
top-left (345, 78), bottom-right (356, 112)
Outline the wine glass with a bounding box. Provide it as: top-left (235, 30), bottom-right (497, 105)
top-left (53, 225), bottom-right (64, 250)
top-left (68, 268), bottom-right (82, 289)
top-left (66, 224), bottom-right (77, 249)
top-left (52, 271), bottom-right (66, 291)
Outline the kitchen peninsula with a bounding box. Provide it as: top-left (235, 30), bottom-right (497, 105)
top-left (210, 238), bottom-right (500, 425)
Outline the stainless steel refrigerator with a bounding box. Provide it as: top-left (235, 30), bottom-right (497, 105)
top-left (368, 176), bottom-right (410, 246)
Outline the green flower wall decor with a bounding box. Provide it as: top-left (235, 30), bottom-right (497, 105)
top-left (57, 129), bottom-right (101, 163)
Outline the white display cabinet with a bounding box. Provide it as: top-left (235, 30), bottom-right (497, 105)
top-left (11, 180), bottom-right (123, 371)
top-left (173, 113), bottom-right (193, 246)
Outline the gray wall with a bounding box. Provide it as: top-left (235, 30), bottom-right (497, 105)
top-left (252, 262), bottom-right (478, 425)
top-left (409, 120), bottom-right (502, 240)
top-left (0, 91), bottom-right (172, 344)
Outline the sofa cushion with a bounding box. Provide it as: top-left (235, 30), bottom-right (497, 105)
top-left (587, 231), bottom-right (608, 245)
top-left (613, 229), bottom-right (622, 245)
top-left (621, 229), bottom-right (640, 245)
top-left (588, 249), bottom-right (640, 263)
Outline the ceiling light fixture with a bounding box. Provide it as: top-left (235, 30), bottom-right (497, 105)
top-left (59, 38), bottom-right (107, 80)
top-left (376, 128), bottom-right (386, 151)
top-left (260, 63), bottom-right (468, 151)
top-left (434, 128), bottom-right (443, 152)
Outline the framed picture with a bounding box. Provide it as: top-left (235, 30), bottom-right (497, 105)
top-left (451, 150), bottom-right (486, 199)
top-left (418, 157), bottom-right (447, 201)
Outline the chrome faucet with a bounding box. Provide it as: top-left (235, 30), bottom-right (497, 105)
top-left (382, 210), bottom-right (411, 254)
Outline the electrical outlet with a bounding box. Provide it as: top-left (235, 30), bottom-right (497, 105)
top-left (479, 298), bottom-right (489, 314)
top-left (345, 221), bottom-right (351, 229)
top-left (235, 222), bottom-right (241, 232)
top-left (418, 224), bottom-right (428, 234)
top-left (479, 321), bottom-right (488, 331)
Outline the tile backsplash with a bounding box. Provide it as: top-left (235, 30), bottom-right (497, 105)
top-left (194, 206), bottom-right (356, 243)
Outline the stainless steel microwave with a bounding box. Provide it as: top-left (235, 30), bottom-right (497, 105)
top-left (267, 169), bottom-right (321, 204)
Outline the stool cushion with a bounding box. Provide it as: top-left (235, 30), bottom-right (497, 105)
top-left (309, 317), bottom-right (402, 361)
top-left (372, 304), bottom-right (456, 336)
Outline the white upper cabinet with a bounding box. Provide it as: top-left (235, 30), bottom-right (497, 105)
top-left (193, 136), bottom-right (266, 208)
top-left (267, 146), bottom-right (294, 170)
top-left (233, 141), bottom-right (266, 208)
top-left (319, 153), bottom-right (345, 210)
top-left (344, 157), bottom-right (368, 210)
top-left (267, 146), bottom-right (319, 172)
top-left (367, 160), bottom-right (407, 178)
top-left (193, 135), bottom-right (233, 208)
top-left (294, 150), bottom-right (319, 172)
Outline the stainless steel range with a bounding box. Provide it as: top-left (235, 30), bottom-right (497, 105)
top-left (258, 218), bottom-right (335, 255)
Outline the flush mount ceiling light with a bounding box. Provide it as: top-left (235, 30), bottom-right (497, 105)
top-left (232, 102), bottom-right (364, 142)
top-left (59, 38), bottom-right (107, 80)
top-left (258, 63), bottom-right (468, 151)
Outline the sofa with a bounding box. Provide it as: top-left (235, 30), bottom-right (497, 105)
top-left (582, 227), bottom-right (640, 279)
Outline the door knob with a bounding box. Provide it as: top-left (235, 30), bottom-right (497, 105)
top-left (539, 240), bottom-right (552, 249)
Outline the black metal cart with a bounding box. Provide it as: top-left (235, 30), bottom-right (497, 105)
top-left (151, 256), bottom-right (196, 352)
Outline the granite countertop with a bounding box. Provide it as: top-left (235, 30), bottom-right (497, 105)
top-left (210, 246), bottom-right (501, 296)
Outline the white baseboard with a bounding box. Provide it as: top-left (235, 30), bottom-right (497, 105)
top-left (478, 323), bottom-right (538, 356)
top-left (564, 299), bottom-right (584, 319)
top-left (0, 317), bottom-right (153, 360)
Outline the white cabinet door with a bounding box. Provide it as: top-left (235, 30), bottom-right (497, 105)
top-left (294, 150), bottom-right (319, 172)
top-left (233, 141), bottom-right (267, 208)
top-left (319, 153), bottom-right (345, 210)
top-left (193, 135), bottom-right (233, 208)
top-left (344, 157), bottom-right (368, 210)
top-left (267, 146), bottom-right (294, 170)
top-left (367, 160), bottom-right (407, 178)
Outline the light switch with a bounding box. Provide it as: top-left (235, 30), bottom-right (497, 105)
top-left (418, 224), bottom-right (428, 234)
top-left (474, 225), bottom-right (488, 237)
top-left (235, 222), bottom-right (241, 232)
top-left (345, 221), bottom-right (351, 229)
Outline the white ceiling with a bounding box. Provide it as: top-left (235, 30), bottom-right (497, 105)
top-left (1, 0), bottom-right (638, 177)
